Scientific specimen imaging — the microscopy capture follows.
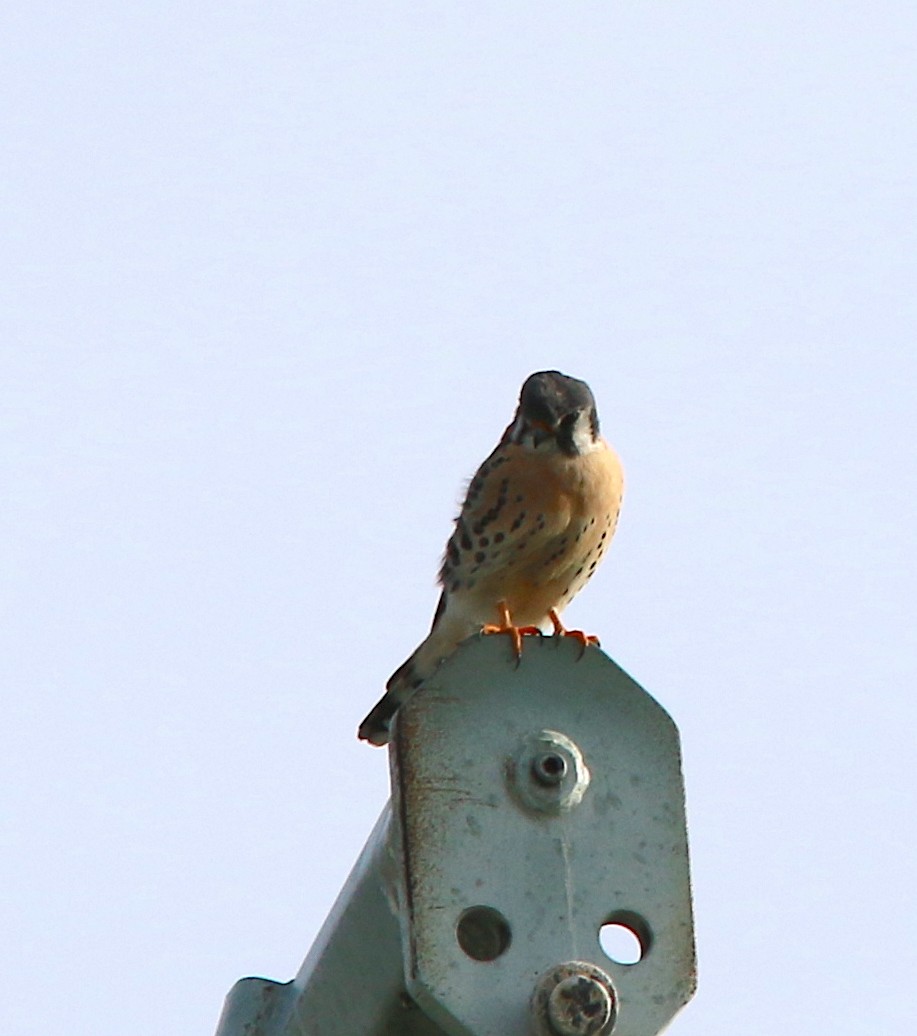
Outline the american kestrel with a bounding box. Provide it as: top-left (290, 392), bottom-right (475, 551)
top-left (358, 370), bottom-right (624, 746)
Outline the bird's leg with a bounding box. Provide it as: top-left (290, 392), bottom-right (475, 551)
top-left (482, 600), bottom-right (542, 663)
top-left (549, 608), bottom-right (600, 656)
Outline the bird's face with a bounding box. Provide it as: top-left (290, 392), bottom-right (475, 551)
top-left (507, 370), bottom-right (601, 457)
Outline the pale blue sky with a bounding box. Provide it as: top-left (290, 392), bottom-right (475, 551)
top-left (2, 4), bottom-right (916, 1034)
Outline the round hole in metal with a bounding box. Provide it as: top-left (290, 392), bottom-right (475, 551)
top-left (456, 905), bottom-right (512, 962)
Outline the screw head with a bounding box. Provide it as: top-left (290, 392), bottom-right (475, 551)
top-left (547, 974), bottom-right (613, 1035)
top-left (531, 961), bottom-right (617, 1036)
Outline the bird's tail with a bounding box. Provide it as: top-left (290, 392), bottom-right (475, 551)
top-left (358, 597), bottom-right (475, 746)
top-left (356, 696), bottom-right (399, 746)
top-left (357, 652), bottom-right (425, 746)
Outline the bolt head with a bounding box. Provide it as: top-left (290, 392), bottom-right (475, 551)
top-left (509, 731), bottom-right (590, 814)
top-left (546, 974), bottom-right (613, 1035)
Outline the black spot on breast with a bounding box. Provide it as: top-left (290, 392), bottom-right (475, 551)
top-left (473, 482), bottom-right (511, 535)
top-left (457, 518), bottom-right (473, 551)
top-left (510, 512), bottom-right (526, 531)
top-left (474, 551), bottom-right (486, 563)
top-left (494, 532), bottom-right (505, 544)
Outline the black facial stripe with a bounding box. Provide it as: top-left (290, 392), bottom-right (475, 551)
top-left (556, 411), bottom-right (581, 456)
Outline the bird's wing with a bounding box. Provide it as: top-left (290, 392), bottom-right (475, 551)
top-left (438, 444), bottom-right (572, 592)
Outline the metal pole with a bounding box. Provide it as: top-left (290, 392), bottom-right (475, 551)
top-left (214, 635), bottom-right (696, 1036)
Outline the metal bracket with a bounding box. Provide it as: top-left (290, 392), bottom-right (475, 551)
top-left (214, 635), bottom-right (696, 1036)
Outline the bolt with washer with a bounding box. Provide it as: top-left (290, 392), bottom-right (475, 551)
top-left (532, 961), bottom-right (616, 1036)
top-left (548, 974), bottom-right (613, 1035)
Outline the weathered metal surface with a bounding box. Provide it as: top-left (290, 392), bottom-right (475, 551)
top-left (391, 634), bottom-right (696, 1036)
top-left (215, 809), bottom-right (451, 1036)
top-left (214, 977), bottom-right (295, 1036)
top-left (215, 635), bottom-right (695, 1036)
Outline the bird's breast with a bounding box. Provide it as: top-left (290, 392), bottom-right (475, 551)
top-left (443, 440), bottom-right (623, 627)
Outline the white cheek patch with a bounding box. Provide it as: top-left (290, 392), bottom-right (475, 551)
top-left (572, 412), bottom-right (601, 453)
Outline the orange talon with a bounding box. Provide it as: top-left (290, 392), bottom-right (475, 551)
top-left (482, 601), bottom-right (541, 664)
top-left (548, 608), bottom-right (600, 658)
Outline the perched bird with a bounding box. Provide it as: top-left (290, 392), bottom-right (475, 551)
top-left (358, 370), bottom-right (624, 746)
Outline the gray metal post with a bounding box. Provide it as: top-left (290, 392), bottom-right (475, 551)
top-left (214, 635), bottom-right (696, 1036)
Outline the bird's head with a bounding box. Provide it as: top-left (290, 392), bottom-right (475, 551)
top-left (505, 370), bottom-right (601, 456)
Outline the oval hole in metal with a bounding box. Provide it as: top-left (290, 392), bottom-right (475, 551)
top-left (599, 911), bottom-right (651, 965)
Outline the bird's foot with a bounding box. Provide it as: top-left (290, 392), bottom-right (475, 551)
top-left (549, 608), bottom-right (600, 657)
top-left (482, 601), bottom-right (541, 664)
